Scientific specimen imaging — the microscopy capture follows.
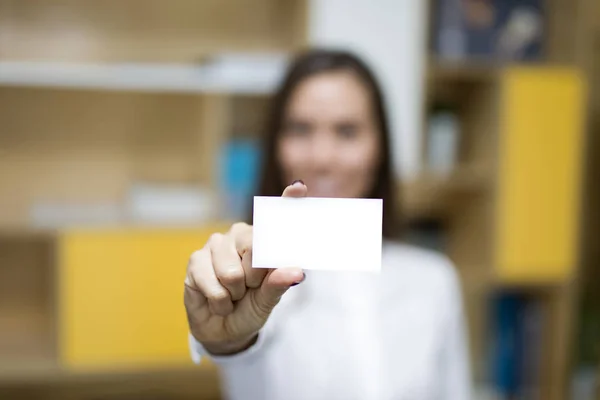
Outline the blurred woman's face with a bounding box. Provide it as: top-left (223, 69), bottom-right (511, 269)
top-left (277, 71), bottom-right (381, 198)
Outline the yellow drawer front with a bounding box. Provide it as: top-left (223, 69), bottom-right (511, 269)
top-left (58, 226), bottom-right (228, 372)
top-left (495, 67), bottom-right (585, 284)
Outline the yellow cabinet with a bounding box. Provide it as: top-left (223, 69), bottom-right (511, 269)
top-left (57, 225), bottom-right (227, 372)
top-left (495, 67), bottom-right (586, 284)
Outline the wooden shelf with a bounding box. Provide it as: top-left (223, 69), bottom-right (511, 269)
top-left (0, 227), bottom-right (57, 240)
top-left (401, 166), bottom-right (490, 220)
top-left (0, 361), bottom-right (218, 383)
top-left (454, 264), bottom-right (574, 293)
top-left (0, 363), bottom-right (221, 399)
top-left (0, 0), bottom-right (306, 64)
top-left (427, 61), bottom-right (499, 83)
top-left (0, 56), bottom-right (289, 95)
top-left (426, 62), bottom-right (500, 108)
top-left (0, 359), bottom-right (59, 385)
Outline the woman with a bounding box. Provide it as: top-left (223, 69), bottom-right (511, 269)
top-left (184, 49), bottom-right (471, 400)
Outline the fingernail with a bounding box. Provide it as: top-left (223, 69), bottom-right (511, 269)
top-left (290, 272), bottom-right (306, 287)
top-left (291, 179), bottom-right (305, 186)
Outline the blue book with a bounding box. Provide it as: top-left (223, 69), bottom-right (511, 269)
top-left (490, 292), bottom-right (525, 397)
top-left (217, 139), bottom-right (262, 220)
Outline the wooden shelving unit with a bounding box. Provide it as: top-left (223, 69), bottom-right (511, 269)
top-left (0, 1), bottom-right (306, 399)
top-left (405, 0), bottom-right (595, 399)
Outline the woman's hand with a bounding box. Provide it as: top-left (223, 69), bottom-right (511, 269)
top-left (184, 182), bottom-right (307, 355)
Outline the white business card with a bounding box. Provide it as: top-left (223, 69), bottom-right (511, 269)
top-left (252, 196), bottom-right (383, 272)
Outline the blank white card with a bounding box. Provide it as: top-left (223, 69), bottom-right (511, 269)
top-left (252, 196), bottom-right (383, 272)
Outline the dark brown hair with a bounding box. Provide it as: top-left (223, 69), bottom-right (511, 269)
top-left (251, 48), bottom-right (402, 239)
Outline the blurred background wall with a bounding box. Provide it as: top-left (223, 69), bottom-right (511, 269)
top-left (0, 0), bottom-right (598, 399)
top-left (308, 0), bottom-right (428, 180)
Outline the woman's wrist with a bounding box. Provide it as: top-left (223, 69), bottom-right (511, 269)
top-left (199, 334), bottom-right (259, 356)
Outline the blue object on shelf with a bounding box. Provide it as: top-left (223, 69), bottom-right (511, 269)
top-left (218, 139), bottom-right (262, 220)
top-left (490, 292), bottom-right (524, 397)
top-left (434, 0), bottom-right (544, 61)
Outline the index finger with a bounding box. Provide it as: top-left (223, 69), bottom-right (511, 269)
top-left (229, 222), bottom-right (266, 288)
top-left (229, 222), bottom-right (253, 257)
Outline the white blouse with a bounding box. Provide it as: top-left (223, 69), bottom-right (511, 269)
top-left (190, 241), bottom-right (472, 400)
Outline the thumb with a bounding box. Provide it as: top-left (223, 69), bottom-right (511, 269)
top-left (282, 180), bottom-right (308, 198)
top-left (248, 180), bottom-right (306, 319)
top-left (252, 268), bottom-right (304, 319)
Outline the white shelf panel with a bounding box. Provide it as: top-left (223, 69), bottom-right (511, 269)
top-left (0, 54), bottom-right (290, 95)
